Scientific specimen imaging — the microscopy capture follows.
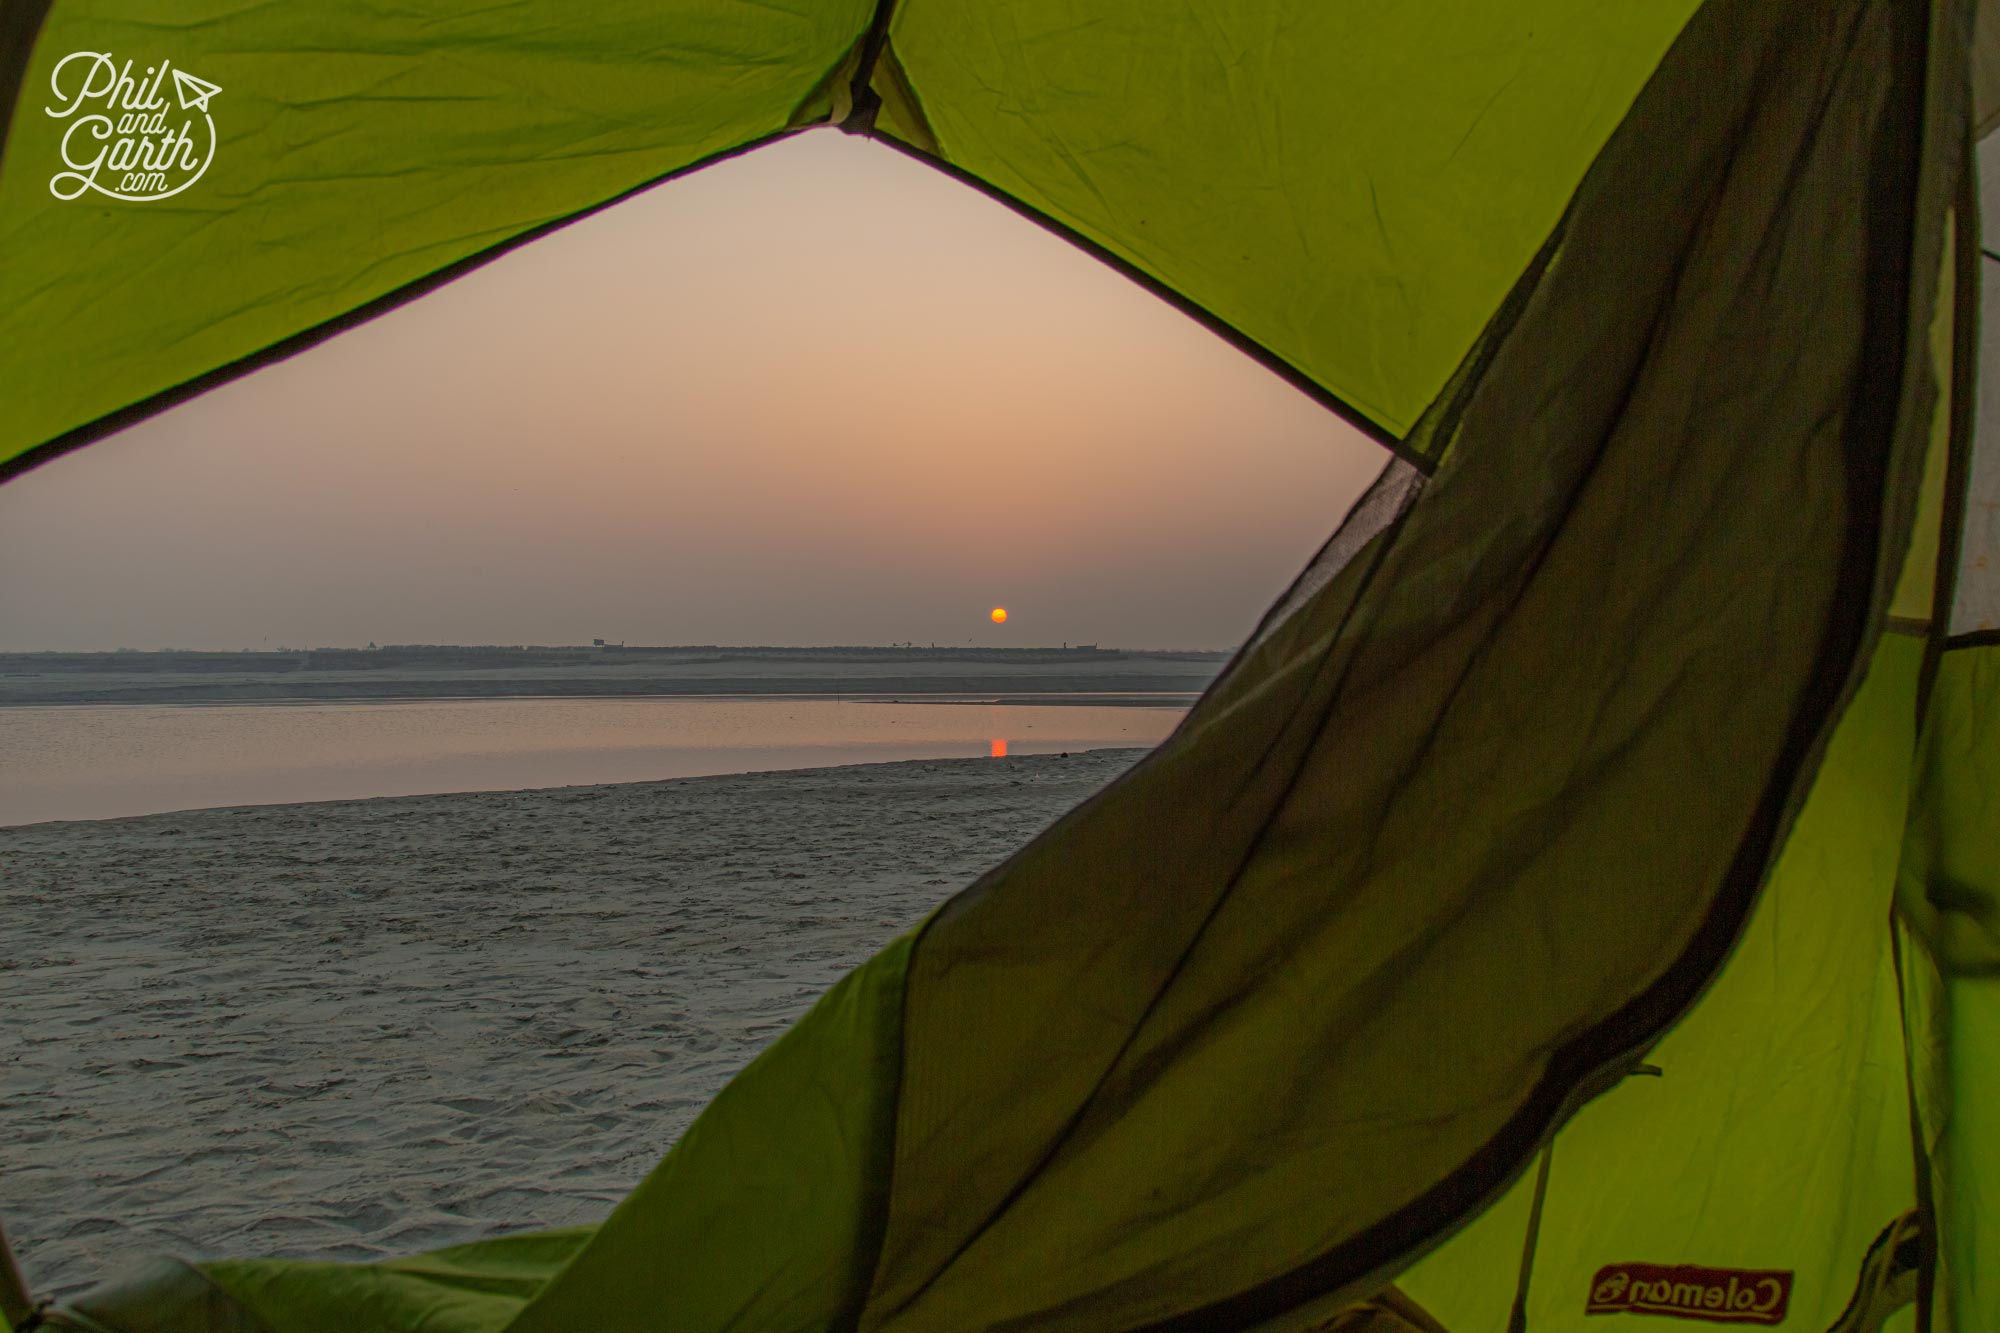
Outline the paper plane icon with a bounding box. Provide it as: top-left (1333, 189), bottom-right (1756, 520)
top-left (170, 67), bottom-right (221, 113)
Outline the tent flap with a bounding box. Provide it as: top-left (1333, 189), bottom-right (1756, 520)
top-left (858, 0), bottom-right (1959, 1325)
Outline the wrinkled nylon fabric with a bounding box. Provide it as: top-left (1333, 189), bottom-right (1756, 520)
top-left (212, 1234), bottom-right (585, 1333)
top-left (880, 0), bottom-right (1701, 439)
top-left (1399, 634), bottom-right (1924, 1330)
top-left (1402, 17), bottom-right (1980, 1326)
top-left (1893, 213), bottom-right (1958, 625)
top-left (47, 1257), bottom-right (272, 1333)
top-left (1901, 644), bottom-right (2000, 1332)
top-left (857, 0), bottom-right (1951, 1326)
top-left (1894, 71), bottom-right (2000, 1333)
top-left (1957, 128), bottom-right (2000, 636)
top-left (0, 0), bottom-right (872, 468)
top-left (1977, 0), bottom-right (2000, 136)
top-left (0, 0), bottom-right (1707, 467)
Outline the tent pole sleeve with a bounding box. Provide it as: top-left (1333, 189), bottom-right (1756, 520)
top-left (839, 0), bottom-right (899, 133)
top-left (1503, 1142), bottom-right (1556, 1333)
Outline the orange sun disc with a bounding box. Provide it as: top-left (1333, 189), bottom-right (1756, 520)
top-left (990, 607), bottom-right (1008, 624)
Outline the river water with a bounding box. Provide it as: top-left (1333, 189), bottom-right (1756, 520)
top-left (0, 695), bottom-right (1186, 826)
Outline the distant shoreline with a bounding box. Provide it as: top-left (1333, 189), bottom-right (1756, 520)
top-left (2, 690), bottom-right (1202, 710)
top-left (0, 646), bottom-right (1227, 708)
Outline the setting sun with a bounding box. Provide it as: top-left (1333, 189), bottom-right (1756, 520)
top-left (990, 607), bottom-right (1008, 625)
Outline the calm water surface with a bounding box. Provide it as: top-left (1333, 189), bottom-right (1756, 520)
top-left (0, 695), bottom-right (1186, 826)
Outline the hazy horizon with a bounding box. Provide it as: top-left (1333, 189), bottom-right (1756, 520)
top-left (0, 642), bottom-right (1232, 654)
top-left (1, 131), bottom-right (1385, 654)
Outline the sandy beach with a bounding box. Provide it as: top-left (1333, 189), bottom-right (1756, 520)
top-left (0, 748), bottom-right (1143, 1299)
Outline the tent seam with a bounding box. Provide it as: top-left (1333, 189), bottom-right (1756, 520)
top-left (864, 134), bottom-right (1427, 470)
top-left (839, 0), bottom-right (900, 135)
top-left (0, 126), bottom-right (807, 489)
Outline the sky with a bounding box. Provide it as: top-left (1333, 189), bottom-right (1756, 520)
top-left (0, 131), bottom-right (1385, 653)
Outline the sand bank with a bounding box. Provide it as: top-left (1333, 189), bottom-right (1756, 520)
top-left (0, 748), bottom-right (1143, 1297)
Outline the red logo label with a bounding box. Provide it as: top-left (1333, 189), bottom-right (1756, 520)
top-left (1586, 1263), bottom-right (1793, 1324)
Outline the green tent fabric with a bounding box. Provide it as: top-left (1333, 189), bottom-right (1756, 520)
top-left (1, 0), bottom-right (1992, 1331)
top-left (1895, 113), bottom-right (2000, 1333)
top-left (1904, 649), bottom-right (2000, 1331)
top-left (0, 0), bottom-right (1708, 472)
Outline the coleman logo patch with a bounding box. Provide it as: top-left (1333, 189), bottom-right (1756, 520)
top-left (1586, 1263), bottom-right (1793, 1324)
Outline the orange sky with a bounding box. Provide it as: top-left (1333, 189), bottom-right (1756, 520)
top-left (0, 132), bottom-right (1385, 651)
